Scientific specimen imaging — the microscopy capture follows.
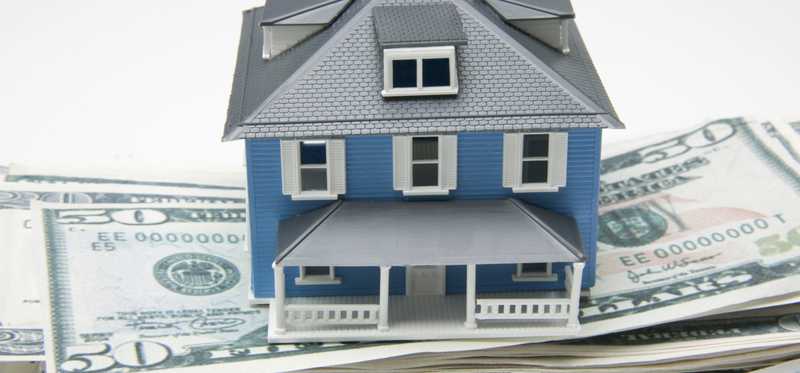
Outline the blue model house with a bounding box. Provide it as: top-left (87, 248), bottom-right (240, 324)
top-left (223, 0), bottom-right (623, 342)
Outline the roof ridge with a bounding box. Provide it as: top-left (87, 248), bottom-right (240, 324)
top-left (499, 0), bottom-right (569, 18)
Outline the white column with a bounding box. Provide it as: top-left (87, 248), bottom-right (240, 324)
top-left (464, 264), bottom-right (477, 329)
top-left (567, 262), bottom-right (585, 328)
top-left (378, 266), bottom-right (391, 331)
top-left (273, 264), bottom-right (286, 334)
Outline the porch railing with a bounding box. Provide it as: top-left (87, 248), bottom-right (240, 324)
top-left (284, 304), bottom-right (380, 326)
top-left (475, 298), bottom-right (572, 320)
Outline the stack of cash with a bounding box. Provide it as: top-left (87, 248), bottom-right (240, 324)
top-left (1, 117), bottom-right (799, 373)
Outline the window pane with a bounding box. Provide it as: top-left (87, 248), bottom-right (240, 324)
top-left (522, 160), bottom-right (548, 183)
top-left (521, 263), bottom-right (548, 274)
top-left (392, 59), bottom-right (417, 88)
top-left (305, 266), bottom-right (330, 276)
top-left (412, 137), bottom-right (438, 161)
top-left (300, 141), bottom-right (326, 165)
top-left (523, 134), bottom-right (549, 158)
top-left (422, 58), bottom-right (450, 87)
top-left (301, 169), bottom-right (327, 191)
top-left (412, 163), bottom-right (438, 187)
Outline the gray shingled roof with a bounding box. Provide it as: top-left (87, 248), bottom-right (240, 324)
top-left (223, 0), bottom-right (622, 141)
top-left (261, 0), bottom-right (353, 25)
top-left (373, 4), bottom-right (468, 48)
top-left (505, 0), bottom-right (575, 18)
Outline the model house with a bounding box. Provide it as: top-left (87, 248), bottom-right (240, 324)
top-left (223, 0), bottom-right (623, 342)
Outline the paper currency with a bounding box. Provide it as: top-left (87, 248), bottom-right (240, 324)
top-left (0, 362), bottom-right (43, 373)
top-left (791, 121), bottom-right (800, 135)
top-left (337, 305), bottom-right (800, 372)
top-left (5, 163), bottom-right (244, 190)
top-left (0, 184), bottom-right (245, 362)
top-left (580, 117), bottom-right (800, 336)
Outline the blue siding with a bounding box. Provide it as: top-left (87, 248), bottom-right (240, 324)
top-left (247, 129), bottom-right (601, 298)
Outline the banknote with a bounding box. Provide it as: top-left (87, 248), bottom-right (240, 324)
top-left (791, 121), bottom-right (800, 135)
top-left (578, 118), bottom-right (800, 336)
top-left (33, 203), bottom-right (530, 373)
top-left (340, 305), bottom-right (800, 371)
top-left (0, 165), bottom-right (7, 180)
top-left (0, 362), bottom-right (43, 373)
top-left (5, 163), bottom-right (244, 190)
top-left (0, 184), bottom-right (244, 362)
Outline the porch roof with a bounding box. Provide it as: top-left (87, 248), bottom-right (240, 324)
top-left (276, 198), bottom-right (584, 267)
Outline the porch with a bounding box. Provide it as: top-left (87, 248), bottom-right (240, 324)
top-left (271, 199), bottom-right (586, 342)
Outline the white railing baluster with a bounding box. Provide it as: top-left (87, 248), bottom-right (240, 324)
top-left (284, 304), bottom-right (381, 327)
top-left (475, 298), bottom-right (573, 320)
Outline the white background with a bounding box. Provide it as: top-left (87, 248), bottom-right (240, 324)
top-left (1, 0), bottom-right (798, 169)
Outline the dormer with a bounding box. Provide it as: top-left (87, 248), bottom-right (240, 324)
top-left (261, 0), bottom-right (353, 60)
top-left (484, 0), bottom-right (575, 54)
top-left (372, 4), bottom-right (467, 98)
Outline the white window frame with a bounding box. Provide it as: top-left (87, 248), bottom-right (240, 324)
top-left (295, 266), bottom-right (342, 285)
top-left (297, 140), bottom-right (333, 199)
top-left (410, 136), bottom-right (442, 192)
top-left (512, 263), bottom-right (558, 282)
top-left (503, 132), bottom-right (568, 193)
top-left (382, 46), bottom-right (459, 98)
top-left (393, 135), bottom-right (457, 197)
top-left (280, 139), bottom-right (346, 201)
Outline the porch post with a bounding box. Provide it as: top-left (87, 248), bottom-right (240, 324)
top-left (464, 264), bottom-right (477, 329)
top-left (378, 266), bottom-right (391, 331)
top-left (273, 264), bottom-right (286, 334)
top-left (568, 262), bottom-right (585, 328)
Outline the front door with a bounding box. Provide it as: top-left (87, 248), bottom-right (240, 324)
top-left (406, 265), bottom-right (446, 295)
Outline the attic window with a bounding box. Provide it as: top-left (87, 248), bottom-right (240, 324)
top-left (382, 46), bottom-right (458, 98)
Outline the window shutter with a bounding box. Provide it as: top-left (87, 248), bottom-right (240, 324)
top-left (393, 136), bottom-right (411, 191)
top-left (502, 133), bottom-right (520, 188)
top-left (548, 132), bottom-right (569, 188)
top-left (280, 140), bottom-right (300, 196)
top-left (441, 135), bottom-right (458, 190)
top-left (328, 139), bottom-right (347, 195)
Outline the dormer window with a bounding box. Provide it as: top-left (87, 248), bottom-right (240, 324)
top-left (382, 46), bottom-right (459, 98)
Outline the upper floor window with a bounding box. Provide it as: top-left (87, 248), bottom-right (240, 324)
top-left (502, 132), bottom-right (568, 193)
top-left (280, 139), bottom-right (346, 201)
top-left (393, 135), bottom-right (457, 196)
top-left (382, 46), bottom-right (459, 98)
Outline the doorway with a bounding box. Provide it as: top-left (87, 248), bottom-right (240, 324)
top-left (406, 265), bottom-right (446, 295)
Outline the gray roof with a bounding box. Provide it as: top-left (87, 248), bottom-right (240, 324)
top-left (223, 0), bottom-right (622, 141)
top-left (261, 0), bottom-right (353, 25)
top-left (276, 199), bottom-right (584, 266)
top-left (373, 4), bottom-right (468, 48)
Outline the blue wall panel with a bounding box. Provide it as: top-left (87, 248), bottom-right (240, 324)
top-left (247, 128), bottom-right (601, 299)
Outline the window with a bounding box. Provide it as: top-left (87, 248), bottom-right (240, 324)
top-left (412, 137), bottom-right (439, 187)
top-left (382, 46), bottom-right (458, 97)
top-left (280, 139), bottom-right (346, 200)
top-left (393, 135), bottom-right (457, 196)
top-left (502, 132), bottom-right (568, 193)
top-left (295, 266), bottom-right (341, 285)
top-left (512, 263), bottom-right (557, 282)
top-left (300, 141), bottom-right (328, 192)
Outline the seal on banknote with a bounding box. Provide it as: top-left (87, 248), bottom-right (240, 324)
top-left (153, 253), bottom-right (240, 296)
top-left (598, 206), bottom-right (668, 247)
top-left (0, 329), bottom-right (44, 355)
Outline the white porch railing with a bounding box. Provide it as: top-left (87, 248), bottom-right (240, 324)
top-left (475, 298), bottom-right (571, 320)
top-left (284, 304), bottom-right (380, 326)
